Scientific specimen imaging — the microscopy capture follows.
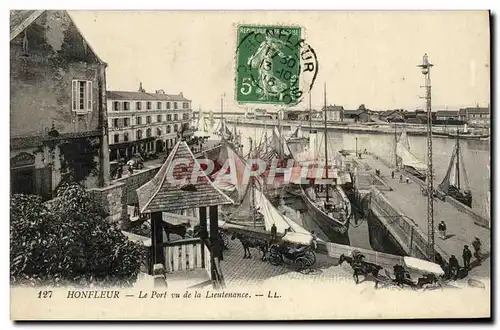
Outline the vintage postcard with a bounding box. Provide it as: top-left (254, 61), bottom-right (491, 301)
top-left (9, 10), bottom-right (491, 320)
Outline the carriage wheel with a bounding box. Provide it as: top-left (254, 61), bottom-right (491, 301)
top-left (304, 250), bottom-right (316, 266)
top-left (268, 250), bottom-right (283, 266)
top-left (295, 257), bottom-right (309, 273)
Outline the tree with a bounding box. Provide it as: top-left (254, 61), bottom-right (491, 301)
top-left (358, 104), bottom-right (366, 111)
top-left (10, 183), bottom-right (143, 287)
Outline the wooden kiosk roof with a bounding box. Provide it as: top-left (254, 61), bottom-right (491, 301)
top-left (136, 141), bottom-right (234, 213)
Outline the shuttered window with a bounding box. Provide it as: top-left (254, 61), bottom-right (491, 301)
top-left (71, 80), bottom-right (93, 112)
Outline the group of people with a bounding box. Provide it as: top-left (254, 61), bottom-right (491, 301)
top-left (391, 170), bottom-right (410, 184)
top-left (434, 237), bottom-right (482, 280)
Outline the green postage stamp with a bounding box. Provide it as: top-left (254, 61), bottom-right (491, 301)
top-left (236, 25), bottom-right (317, 106)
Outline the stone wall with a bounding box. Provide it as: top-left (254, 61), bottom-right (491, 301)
top-left (88, 182), bottom-right (127, 223)
top-left (114, 165), bottom-right (162, 206)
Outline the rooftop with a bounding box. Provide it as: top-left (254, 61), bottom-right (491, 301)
top-left (107, 90), bottom-right (191, 102)
top-left (136, 141), bottom-right (233, 213)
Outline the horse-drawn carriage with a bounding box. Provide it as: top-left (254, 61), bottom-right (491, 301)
top-left (268, 232), bottom-right (317, 273)
top-left (340, 251), bottom-right (446, 291)
top-left (375, 256), bottom-right (445, 291)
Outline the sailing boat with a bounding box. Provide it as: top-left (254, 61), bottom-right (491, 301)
top-left (395, 125), bottom-right (427, 182)
top-left (199, 140), bottom-right (311, 235)
top-left (297, 84), bottom-right (351, 245)
top-left (288, 92), bottom-right (312, 145)
top-left (437, 131), bottom-right (472, 207)
top-left (287, 124), bottom-right (308, 144)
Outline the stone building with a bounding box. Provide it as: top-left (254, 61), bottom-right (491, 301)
top-left (10, 10), bottom-right (109, 200)
top-left (106, 88), bottom-right (192, 160)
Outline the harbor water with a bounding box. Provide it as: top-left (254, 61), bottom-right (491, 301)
top-left (235, 124), bottom-right (491, 221)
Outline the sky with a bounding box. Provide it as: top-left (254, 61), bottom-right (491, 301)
top-left (70, 10), bottom-right (490, 112)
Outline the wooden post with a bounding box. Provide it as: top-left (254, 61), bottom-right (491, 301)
top-left (199, 206), bottom-right (207, 268)
top-left (151, 212), bottom-right (165, 267)
top-left (209, 205), bottom-right (220, 280)
top-left (409, 226), bottom-right (414, 256)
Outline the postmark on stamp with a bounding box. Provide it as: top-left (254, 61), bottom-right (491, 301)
top-left (236, 25), bottom-right (318, 106)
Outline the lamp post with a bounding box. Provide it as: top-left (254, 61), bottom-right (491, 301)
top-left (418, 53), bottom-right (435, 261)
top-left (355, 137), bottom-right (358, 158)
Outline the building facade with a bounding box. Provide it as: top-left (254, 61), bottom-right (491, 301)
top-left (10, 10), bottom-right (109, 200)
top-left (106, 89), bottom-right (192, 160)
top-left (323, 105), bottom-right (344, 122)
top-left (459, 106), bottom-right (490, 126)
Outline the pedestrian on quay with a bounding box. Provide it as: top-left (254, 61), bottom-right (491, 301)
top-left (399, 174), bottom-right (403, 183)
top-left (448, 255), bottom-right (460, 280)
top-left (472, 237), bottom-right (482, 264)
top-left (270, 223), bottom-right (277, 242)
top-left (391, 171), bottom-right (395, 179)
top-left (438, 221), bottom-right (447, 239)
top-left (462, 245), bottom-right (472, 270)
top-left (406, 177), bottom-right (409, 184)
top-left (311, 231), bottom-right (318, 251)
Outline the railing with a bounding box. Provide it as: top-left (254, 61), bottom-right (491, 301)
top-left (204, 243), bottom-right (211, 279)
top-left (369, 187), bottom-right (431, 259)
top-left (163, 238), bottom-right (203, 272)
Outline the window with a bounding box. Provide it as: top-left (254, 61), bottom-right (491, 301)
top-left (146, 128), bottom-right (152, 137)
top-left (174, 102), bottom-right (178, 110)
top-left (136, 102), bottom-right (142, 110)
top-left (174, 124), bottom-right (178, 132)
top-left (166, 125), bottom-right (171, 134)
top-left (156, 128), bottom-right (162, 136)
top-left (183, 102), bottom-right (189, 109)
top-left (124, 118), bottom-right (130, 127)
top-left (137, 130), bottom-right (143, 140)
top-left (113, 134), bottom-right (119, 143)
top-left (147, 102), bottom-right (152, 110)
top-left (124, 132), bottom-right (129, 142)
top-left (113, 101), bottom-right (120, 111)
top-left (167, 102), bottom-right (171, 109)
top-left (72, 80), bottom-right (92, 112)
top-left (124, 102), bottom-right (130, 111)
top-left (157, 102), bottom-right (162, 110)
top-left (167, 114), bottom-right (172, 121)
top-left (146, 116), bottom-right (151, 124)
top-left (136, 117), bottom-right (142, 125)
top-left (183, 113), bottom-right (189, 120)
top-left (113, 118), bottom-right (119, 128)
top-left (174, 114), bottom-right (178, 121)
top-left (157, 115), bottom-right (162, 122)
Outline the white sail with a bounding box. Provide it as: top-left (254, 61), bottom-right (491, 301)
top-left (396, 127), bottom-right (427, 172)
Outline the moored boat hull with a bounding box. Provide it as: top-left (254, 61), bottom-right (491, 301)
top-left (300, 185), bottom-right (350, 245)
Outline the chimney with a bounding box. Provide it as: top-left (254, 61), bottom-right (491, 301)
top-left (138, 82), bottom-right (145, 93)
top-left (180, 92), bottom-right (183, 97)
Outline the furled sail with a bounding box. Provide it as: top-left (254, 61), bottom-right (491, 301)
top-left (396, 127), bottom-right (427, 172)
top-left (438, 137), bottom-right (470, 193)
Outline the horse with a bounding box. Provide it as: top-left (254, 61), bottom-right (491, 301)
top-left (231, 233), bottom-right (268, 261)
top-left (339, 254), bottom-right (383, 284)
top-left (162, 221), bottom-right (191, 241)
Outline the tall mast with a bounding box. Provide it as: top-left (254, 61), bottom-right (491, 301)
top-left (220, 93), bottom-right (225, 139)
top-left (394, 123), bottom-right (398, 168)
top-left (251, 176), bottom-right (256, 228)
top-left (264, 116), bottom-right (268, 154)
top-left (309, 91), bottom-right (312, 138)
top-left (456, 130), bottom-right (460, 190)
top-left (324, 83), bottom-right (330, 203)
top-left (418, 53), bottom-right (435, 261)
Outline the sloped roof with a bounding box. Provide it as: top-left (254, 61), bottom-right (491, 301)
top-left (136, 141), bottom-right (233, 213)
top-left (464, 107), bottom-right (489, 114)
top-left (10, 10), bottom-right (105, 64)
top-left (435, 110), bottom-right (459, 117)
top-left (322, 105), bottom-right (344, 111)
top-left (107, 90), bottom-right (190, 102)
top-left (10, 10), bottom-right (43, 40)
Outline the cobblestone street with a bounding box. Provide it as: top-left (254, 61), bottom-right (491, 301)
top-left (221, 239), bottom-right (355, 288)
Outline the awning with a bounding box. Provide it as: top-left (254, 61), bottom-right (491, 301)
top-left (403, 256), bottom-right (445, 275)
